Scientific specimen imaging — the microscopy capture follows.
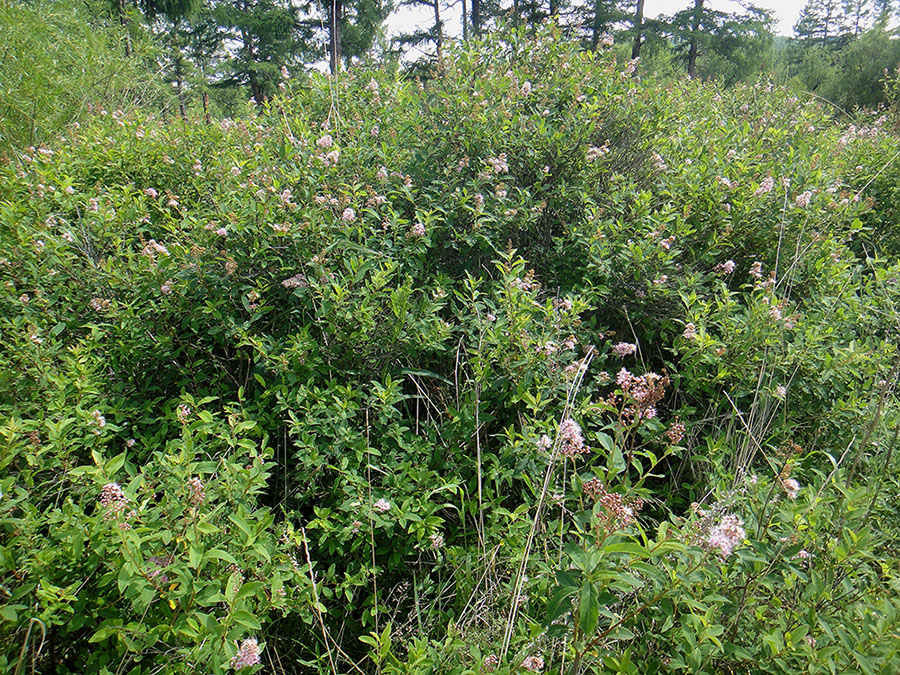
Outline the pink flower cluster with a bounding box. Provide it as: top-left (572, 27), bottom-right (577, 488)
top-left (99, 482), bottom-right (128, 520)
top-left (612, 342), bottom-right (636, 357)
top-left (583, 478), bottom-right (642, 530)
top-left (706, 514), bottom-right (746, 558)
top-left (558, 418), bottom-right (587, 457)
top-left (521, 655), bottom-right (544, 672)
top-left (282, 274), bottom-right (308, 289)
top-left (666, 420), bottom-right (685, 444)
top-left (754, 177), bottom-right (774, 196)
top-left (187, 477), bottom-right (205, 505)
top-left (231, 637), bottom-right (261, 669)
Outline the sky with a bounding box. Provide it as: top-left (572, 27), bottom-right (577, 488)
top-left (386, 0), bottom-right (809, 44)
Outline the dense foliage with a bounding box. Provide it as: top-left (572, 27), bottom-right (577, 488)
top-left (3, 22), bottom-right (900, 675)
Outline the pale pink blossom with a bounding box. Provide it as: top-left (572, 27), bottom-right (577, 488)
top-left (231, 637), bottom-right (261, 669)
top-left (612, 342), bottom-right (637, 357)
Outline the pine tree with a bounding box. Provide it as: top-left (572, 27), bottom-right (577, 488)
top-left (314, 0), bottom-right (388, 73)
top-left (139, 0), bottom-right (200, 117)
top-left (664, 0), bottom-right (774, 81)
top-left (793, 0), bottom-right (850, 46)
top-left (213, 0), bottom-right (299, 104)
top-left (393, 0), bottom-right (446, 64)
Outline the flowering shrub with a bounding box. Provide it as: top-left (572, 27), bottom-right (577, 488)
top-left (2, 21), bottom-right (900, 675)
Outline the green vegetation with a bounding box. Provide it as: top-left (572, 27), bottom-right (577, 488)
top-left (4, 5), bottom-right (900, 675)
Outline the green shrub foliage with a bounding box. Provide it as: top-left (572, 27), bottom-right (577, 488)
top-left (2, 23), bottom-right (900, 674)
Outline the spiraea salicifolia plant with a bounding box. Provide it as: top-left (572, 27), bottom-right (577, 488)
top-left (2, 19), bottom-right (900, 675)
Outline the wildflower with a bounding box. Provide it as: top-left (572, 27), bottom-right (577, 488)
top-left (161, 280), bottom-right (173, 295)
top-left (88, 198), bottom-right (99, 213)
top-left (428, 533), bottom-right (444, 549)
top-left (749, 261), bottom-right (763, 278)
top-left (176, 404), bottom-right (192, 423)
top-left (325, 150), bottom-right (340, 165)
top-left (666, 420), bottom-right (685, 444)
top-left (781, 477), bottom-right (800, 499)
top-left (537, 434), bottom-right (553, 451)
top-left (373, 498), bottom-right (391, 513)
top-left (215, 227), bottom-right (228, 237)
top-left (92, 409), bottom-right (106, 428)
top-left (187, 477), bottom-right (205, 505)
top-left (282, 274), bottom-right (307, 289)
top-left (612, 342), bottom-right (637, 357)
top-left (774, 384), bottom-right (787, 399)
top-left (281, 65), bottom-right (289, 79)
top-left (90, 297), bottom-right (111, 312)
top-left (99, 482), bottom-right (128, 520)
top-left (520, 81), bottom-right (532, 96)
top-left (754, 177), bottom-right (774, 196)
top-left (715, 260), bottom-right (736, 275)
top-left (409, 222), bottom-right (426, 238)
top-left (341, 207), bottom-right (355, 222)
top-left (19, 293), bottom-right (30, 303)
top-left (795, 191), bottom-right (812, 208)
top-left (376, 165), bottom-right (388, 181)
top-left (558, 418), bottom-right (587, 457)
top-left (521, 655), bottom-right (545, 672)
top-left (652, 152), bottom-right (667, 171)
top-left (126, 438), bottom-right (136, 448)
top-left (586, 141), bottom-right (610, 161)
top-left (486, 312), bottom-right (496, 322)
top-left (486, 154), bottom-right (509, 174)
top-left (682, 323), bottom-right (698, 340)
top-left (317, 134), bottom-right (333, 149)
top-left (706, 513), bottom-right (745, 558)
top-left (598, 32), bottom-right (614, 47)
top-left (231, 637), bottom-right (261, 669)
top-left (483, 654), bottom-right (499, 671)
top-left (660, 236), bottom-right (675, 250)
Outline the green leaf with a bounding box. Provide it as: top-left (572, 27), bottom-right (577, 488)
top-left (232, 610), bottom-right (261, 631)
top-left (578, 581), bottom-right (599, 636)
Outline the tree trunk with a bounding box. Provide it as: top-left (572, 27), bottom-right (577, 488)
top-left (631, 0), bottom-right (645, 60)
top-left (462, 0), bottom-right (467, 40)
top-left (687, 0), bottom-right (703, 78)
top-left (433, 0), bottom-right (443, 62)
top-left (173, 20), bottom-right (186, 119)
top-left (250, 78), bottom-right (266, 106)
top-left (202, 92), bottom-right (210, 124)
top-left (471, 0), bottom-right (481, 35)
top-left (329, 0), bottom-right (342, 75)
top-left (118, 0), bottom-right (132, 57)
top-left (589, 0), bottom-right (606, 51)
